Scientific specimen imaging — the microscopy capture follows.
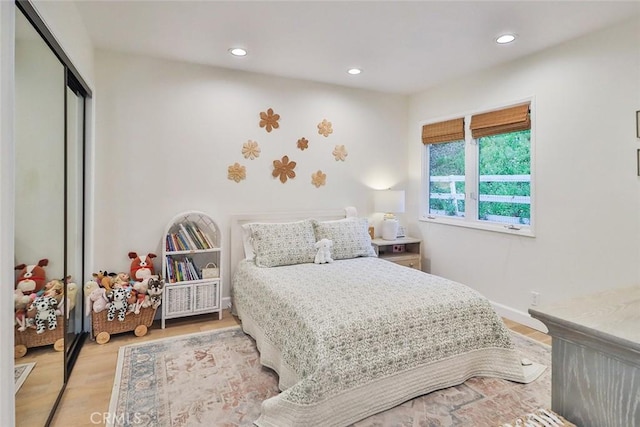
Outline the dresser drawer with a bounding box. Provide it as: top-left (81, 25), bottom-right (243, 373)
top-left (390, 255), bottom-right (421, 270)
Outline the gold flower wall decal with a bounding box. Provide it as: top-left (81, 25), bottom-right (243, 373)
top-left (227, 162), bottom-right (246, 183)
top-left (297, 137), bottom-right (309, 151)
top-left (317, 119), bottom-right (333, 137)
top-left (272, 155), bottom-right (297, 183)
top-left (242, 140), bottom-right (261, 160)
top-left (332, 145), bottom-right (348, 161)
top-left (311, 170), bottom-right (327, 187)
top-left (259, 108), bottom-right (280, 132)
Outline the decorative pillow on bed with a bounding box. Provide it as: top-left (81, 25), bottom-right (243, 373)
top-left (312, 217), bottom-right (376, 260)
top-left (240, 223), bottom-right (257, 260)
top-left (247, 220), bottom-right (317, 267)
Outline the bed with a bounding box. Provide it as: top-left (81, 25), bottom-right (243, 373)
top-left (231, 208), bottom-right (545, 427)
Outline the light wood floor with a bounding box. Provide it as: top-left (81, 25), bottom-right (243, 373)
top-left (19, 312), bottom-right (549, 427)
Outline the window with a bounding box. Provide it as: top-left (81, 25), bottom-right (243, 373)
top-left (422, 102), bottom-right (533, 235)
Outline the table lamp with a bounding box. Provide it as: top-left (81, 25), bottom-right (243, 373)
top-left (374, 190), bottom-right (405, 240)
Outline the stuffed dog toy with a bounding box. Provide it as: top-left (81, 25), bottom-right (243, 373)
top-left (29, 295), bottom-right (58, 334)
top-left (15, 259), bottom-right (49, 295)
top-left (107, 287), bottom-right (131, 321)
top-left (147, 277), bottom-right (165, 309)
top-left (128, 252), bottom-right (157, 282)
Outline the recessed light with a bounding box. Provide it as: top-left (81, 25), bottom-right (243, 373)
top-left (496, 34), bottom-right (516, 44)
top-left (229, 47), bottom-right (247, 57)
top-left (347, 68), bottom-right (362, 75)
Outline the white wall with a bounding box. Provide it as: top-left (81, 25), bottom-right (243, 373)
top-left (93, 50), bottom-right (408, 298)
top-left (407, 17), bottom-right (640, 329)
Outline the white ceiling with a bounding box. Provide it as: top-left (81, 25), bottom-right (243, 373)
top-left (73, 1), bottom-right (640, 95)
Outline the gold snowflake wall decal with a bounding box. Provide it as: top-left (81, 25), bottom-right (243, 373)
top-left (311, 170), bottom-right (327, 187)
top-left (259, 108), bottom-right (280, 132)
top-left (317, 119), bottom-right (333, 137)
top-left (242, 140), bottom-right (261, 160)
top-left (332, 145), bottom-right (348, 161)
top-left (227, 162), bottom-right (246, 183)
top-left (297, 137), bottom-right (309, 151)
top-left (272, 155), bottom-right (297, 183)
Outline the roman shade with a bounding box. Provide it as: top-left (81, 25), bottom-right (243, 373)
top-left (470, 103), bottom-right (530, 139)
top-left (422, 117), bottom-right (465, 144)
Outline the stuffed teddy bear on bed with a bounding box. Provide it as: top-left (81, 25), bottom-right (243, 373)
top-left (314, 238), bottom-right (333, 264)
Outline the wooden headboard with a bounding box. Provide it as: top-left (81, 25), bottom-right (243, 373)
top-left (229, 207), bottom-right (357, 279)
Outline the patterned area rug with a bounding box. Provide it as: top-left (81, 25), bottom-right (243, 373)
top-left (109, 326), bottom-right (550, 427)
top-left (14, 362), bottom-right (36, 394)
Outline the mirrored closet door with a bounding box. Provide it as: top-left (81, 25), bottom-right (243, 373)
top-left (14, 7), bottom-right (65, 426)
top-left (14, 1), bottom-right (91, 425)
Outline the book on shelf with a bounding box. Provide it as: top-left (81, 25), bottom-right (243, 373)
top-left (175, 232), bottom-right (190, 251)
top-left (195, 223), bottom-right (215, 248)
top-left (187, 222), bottom-right (210, 249)
top-left (179, 223), bottom-right (198, 249)
top-left (169, 222), bottom-right (215, 251)
top-left (184, 222), bottom-right (205, 249)
top-left (166, 256), bottom-right (203, 283)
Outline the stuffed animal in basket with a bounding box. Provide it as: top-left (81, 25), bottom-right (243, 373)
top-left (131, 279), bottom-right (151, 314)
top-left (314, 238), bottom-right (333, 264)
top-left (43, 279), bottom-right (64, 304)
top-left (128, 252), bottom-right (157, 282)
top-left (147, 276), bottom-right (165, 309)
top-left (15, 259), bottom-right (49, 296)
top-left (28, 295), bottom-right (58, 334)
top-left (107, 287), bottom-right (131, 321)
top-left (14, 288), bottom-right (34, 314)
top-left (93, 271), bottom-right (116, 292)
top-left (65, 279), bottom-right (79, 312)
top-left (113, 272), bottom-right (131, 288)
top-left (85, 283), bottom-right (109, 315)
top-left (15, 308), bottom-right (33, 332)
top-left (55, 279), bottom-right (79, 317)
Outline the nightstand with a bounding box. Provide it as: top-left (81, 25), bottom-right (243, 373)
top-left (371, 237), bottom-right (422, 270)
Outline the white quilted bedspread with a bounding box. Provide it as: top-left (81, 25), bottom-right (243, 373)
top-left (232, 257), bottom-right (545, 427)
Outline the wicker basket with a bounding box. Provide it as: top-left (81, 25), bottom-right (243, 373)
top-left (14, 316), bottom-right (65, 358)
top-left (91, 306), bottom-right (157, 344)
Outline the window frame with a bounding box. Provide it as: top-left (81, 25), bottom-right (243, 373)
top-left (420, 99), bottom-right (536, 237)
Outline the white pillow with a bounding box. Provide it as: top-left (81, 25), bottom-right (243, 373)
top-left (247, 220), bottom-right (317, 267)
top-left (240, 223), bottom-right (256, 260)
top-left (312, 217), bottom-right (376, 260)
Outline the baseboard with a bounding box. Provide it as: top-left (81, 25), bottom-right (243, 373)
top-left (222, 296), bottom-right (232, 310)
top-left (491, 301), bottom-right (548, 333)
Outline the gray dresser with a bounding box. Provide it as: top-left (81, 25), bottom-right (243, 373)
top-left (529, 286), bottom-right (640, 427)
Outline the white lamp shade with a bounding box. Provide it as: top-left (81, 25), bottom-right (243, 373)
top-left (374, 190), bottom-right (405, 214)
